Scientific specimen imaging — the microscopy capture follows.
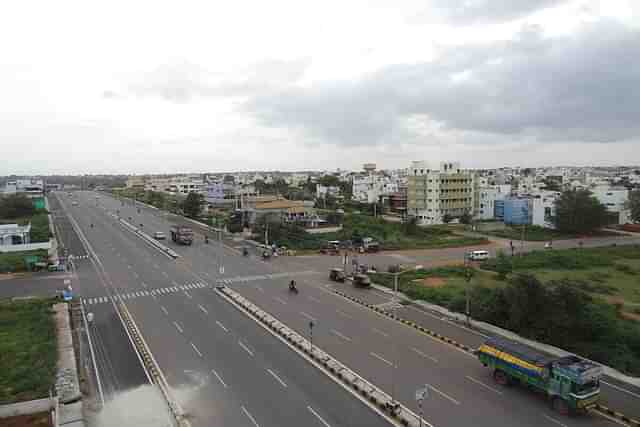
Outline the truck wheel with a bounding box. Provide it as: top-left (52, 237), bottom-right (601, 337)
top-left (552, 397), bottom-right (570, 416)
top-left (493, 369), bottom-right (510, 386)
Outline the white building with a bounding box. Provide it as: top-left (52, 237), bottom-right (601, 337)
top-left (352, 174), bottom-right (399, 204)
top-left (592, 186), bottom-right (629, 224)
top-left (316, 185), bottom-right (340, 199)
top-left (476, 186), bottom-right (508, 220)
top-left (531, 191), bottom-right (561, 228)
top-left (2, 179), bottom-right (44, 197)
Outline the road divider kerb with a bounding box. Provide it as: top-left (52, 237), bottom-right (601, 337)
top-left (215, 285), bottom-right (431, 427)
top-left (332, 289), bottom-right (640, 427)
top-left (118, 218), bottom-right (180, 259)
top-left (117, 301), bottom-right (189, 427)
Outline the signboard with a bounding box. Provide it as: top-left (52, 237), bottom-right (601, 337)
top-left (206, 183), bottom-right (225, 204)
top-left (62, 289), bottom-right (73, 301)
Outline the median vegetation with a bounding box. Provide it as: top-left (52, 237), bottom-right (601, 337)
top-left (252, 214), bottom-right (487, 251)
top-left (0, 249), bottom-right (49, 273)
top-left (0, 298), bottom-right (58, 404)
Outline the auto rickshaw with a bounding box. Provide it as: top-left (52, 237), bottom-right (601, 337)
top-left (353, 273), bottom-right (371, 287)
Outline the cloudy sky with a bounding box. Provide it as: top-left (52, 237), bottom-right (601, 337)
top-left (1, 0), bottom-right (638, 175)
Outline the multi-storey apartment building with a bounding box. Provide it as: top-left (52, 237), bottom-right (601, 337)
top-left (407, 161), bottom-right (475, 225)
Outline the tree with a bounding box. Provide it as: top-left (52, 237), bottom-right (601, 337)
top-left (318, 175), bottom-right (341, 187)
top-left (402, 216), bottom-right (419, 236)
top-left (459, 211), bottom-right (472, 225)
top-left (182, 192), bottom-right (204, 218)
top-left (543, 177), bottom-right (562, 192)
top-left (442, 213), bottom-right (453, 224)
top-left (552, 189), bottom-right (609, 234)
top-left (627, 190), bottom-right (640, 223)
top-left (494, 250), bottom-right (512, 280)
top-left (0, 194), bottom-right (36, 219)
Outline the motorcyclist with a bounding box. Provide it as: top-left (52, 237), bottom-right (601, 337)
top-left (205, 235), bottom-right (209, 244)
top-left (243, 247), bottom-right (249, 256)
top-left (90, 223), bottom-right (94, 228)
top-left (289, 280), bottom-right (297, 291)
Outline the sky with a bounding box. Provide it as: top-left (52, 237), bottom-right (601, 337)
top-left (1, 0), bottom-right (639, 175)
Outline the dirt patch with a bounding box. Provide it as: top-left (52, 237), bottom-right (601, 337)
top-left (2, 412), bottom-right (52, 427)
top-left (416, 277), bottom-right (447, 288)
top-left (621, 311), bottom-right (640, 322)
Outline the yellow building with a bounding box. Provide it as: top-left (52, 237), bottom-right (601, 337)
top-left (407, 161), bottom-right (475, 225)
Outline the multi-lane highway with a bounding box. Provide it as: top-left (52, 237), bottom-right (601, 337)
top-left (56, 190), bottom-right (639, 427)
top-left (55, 191), bottom-right (391, 427)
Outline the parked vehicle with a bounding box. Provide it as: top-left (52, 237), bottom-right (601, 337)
top-left (357, 237), bottom-right (380, 253)
top-left (320, 240), bottom-right (340, 255)
top-left (170, 225), bottom-right (193, 245)
top-left (477, 337), bottom-right (602, 415)
top-left (353, 273), bottom-right (371, 287)
top-left (467, 250), bottom-right (489, 261)
top-left (153, 231), bottom-right (166, 240)
top-left (329, 268), bottom-right (346, 282)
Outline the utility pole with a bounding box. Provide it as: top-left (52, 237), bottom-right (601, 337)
top-left (265, 221), bottom-right (269, 247)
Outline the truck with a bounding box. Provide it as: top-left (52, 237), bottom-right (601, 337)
top-left (476, 337), bottom-right (603, 416)
top-left (170, 225), bottom-right (193, 245)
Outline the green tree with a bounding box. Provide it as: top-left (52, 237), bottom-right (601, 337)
top-left (402, 216), bottom-right (419, 236)
top-left (543, 177), bottom-right (562, 192)
top-left (494, 250), bottom-right (512, 280)
top-left (627, 190), bottom-right (640, 223)
top-left (318, 175), bottom-right (341, 187)
top-left (552, 189), bottom-right (609, 234)
top-left (0, 194), bottom-right (36, 219)
top-left (181, 192), bottom-right (204, 219)
top-left (459, 211), bottom-right (472, 225)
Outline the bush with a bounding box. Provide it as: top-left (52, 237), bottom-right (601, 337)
top-left (0, 194), bottom-right (36, 219)
top-left (614, 263), bottom-right (638, 275)
top-left (29, 213), bottom-right (50, 243)
top-left (586, 271), bottom-right (611, 283)
top-left (0, 250), bottom-right (48, 273)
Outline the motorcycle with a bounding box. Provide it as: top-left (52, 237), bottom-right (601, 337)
top-left (243, 247), bottom-right (249, 257)
top-left (288, 280), bottom-right (298, 294)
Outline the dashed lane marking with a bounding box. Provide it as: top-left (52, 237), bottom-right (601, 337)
top-left (267, 369), bottom-right (288, 388)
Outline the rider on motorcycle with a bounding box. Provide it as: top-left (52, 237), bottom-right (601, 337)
top-left (289, 280), bottom-right (297, 291)
top-left (243, 247), bottom-right (249, 256)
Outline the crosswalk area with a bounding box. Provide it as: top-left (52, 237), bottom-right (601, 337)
top-left (214, 270), bottom-right (317, 285)
top-left (82, 281), bottom-right (208, 305)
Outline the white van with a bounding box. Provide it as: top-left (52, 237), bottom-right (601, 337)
top-left (467, 250), bottom-right (490, 261)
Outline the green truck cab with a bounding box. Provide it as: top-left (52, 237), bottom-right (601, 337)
top-left (477, 337), bottom-right (603, 416)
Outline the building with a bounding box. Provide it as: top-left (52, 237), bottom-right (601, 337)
top-left (476, 186), bottom-right (508, 220)
top-left (0, 223), bottom-right (31, 246)
top-left (126, 176), bottom-right (146, 189)
top-left (407, 161), bottom-right (475, 225)
top-left (316, 185), bottom-right (341, 199)
top-left (503, 198), bottom-right (531, 225)
top-left (239, 197), bottom-right (316, 226)
top-left (592, 186), bottom-right (629, 224)
top-left (2, 179), bottom-right (46, 209)
top-left (531, 191), bottom-right (561, 228)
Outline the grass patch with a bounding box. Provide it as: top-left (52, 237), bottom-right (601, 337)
top-left (0, 250), bottom-right (49, 273)
top-left (483, 225), bottom-right (619, 241)
top-left (0, 299), bottom-right (57, 404)
top-left (481, 245), bottom-right (640, 304)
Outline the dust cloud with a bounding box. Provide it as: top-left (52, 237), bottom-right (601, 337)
top-left (93, 385), bottom-right (173, 427)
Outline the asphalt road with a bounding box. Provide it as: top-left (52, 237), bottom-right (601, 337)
top-left (57, 191), bottom-right (391, 427)
top-left (48, 193), bottom-right (151, 399)
top-left (84, 191), bottom-right (640, 427)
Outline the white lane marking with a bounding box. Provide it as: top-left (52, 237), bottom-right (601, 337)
top-left (184, 291), bottom-right (193, 299)
top-left (336, 309), bottom-right (353, 319)
top-left (238, 341), bottom-right (254, 357)
top-left (601, 380), bottom-right (640, 399)
top-left (331, 329), bottom-right (352, 342)
top-left (127, 265), bottom-right (132, 269)
top-left (173, 321), bottom-right (184, 334)
top-left (372, 328), bottom-right (389, 338)
top-left (162, 271), bottom-right (168, 277)
top-left (191, 342), bottom-right (203, 357)
top-left (300, 311), bottom-right (317, 321)
top-left (370, 352), bottom-right (393, 367)
top-left (241, 406), bottom-right (260, 427)
top-left (179, 286), bottom-right (187, 290)
top-left (466, 376), bottom-right (503, 395)
top-left (267, 369), bottom-right (288, 388)
top-left (133, 272), bottom-right (138, 278)
top-left (427, 384), bottom-right (460, 405)
top-left (141, 282), bottom-right (147, 288)
top-left (216, 321), bottom-right (228, 332)
top-left (410, 347), bottom-right (438, 363)
top-left (543, 414), bottom-right (568, 427)
top-left (308, 295), bottom-right (322, 303)
top-left (172, 281), bottom-right (179, 286)
top-left (211, 369), bottom-right (227, 388)
top-left (308, 406), bottom-right (332, 427)
top-left (274, 297), bottom-right (287, 305)
top-left (198, 304), bottom-right (209, 314)
top-left (593, 409), bottom-right (633, 426)
top-left (161, 306), bottom-right (168, 315)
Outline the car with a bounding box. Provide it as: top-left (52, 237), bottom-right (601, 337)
top-left (329, 268), bottom-right (346, 282)
top-left (467, 250), bottom-right (490, 261)
top-left (353, 273), bottom-right (371, 287)
top-left (71, 201), bottom-right (79, 206)
top-left (153, 231), bottom-right (166, 240)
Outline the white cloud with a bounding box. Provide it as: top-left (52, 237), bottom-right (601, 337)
top-left (0, 0), bottom-right (638, 175)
